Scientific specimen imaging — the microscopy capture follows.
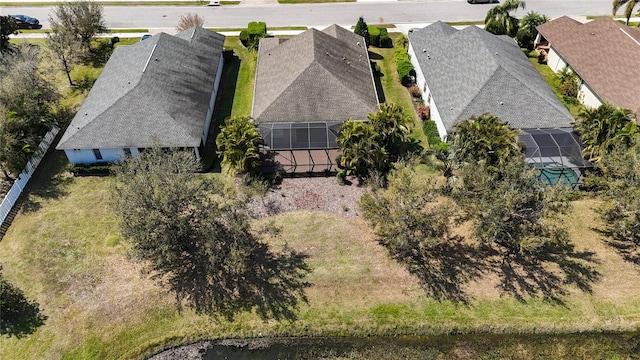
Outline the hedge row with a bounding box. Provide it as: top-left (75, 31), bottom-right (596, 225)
top-left (422, 119), bottom-right (444, 147)
top-left (393, 49), bottom-right (414, 86)
top-left (240, 21), bottom-right (267, 49)
top-left (367, 26), bottom-right (391, 48)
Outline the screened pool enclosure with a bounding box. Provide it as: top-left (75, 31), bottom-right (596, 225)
top-left (519, 128), bottom-right (592, 186)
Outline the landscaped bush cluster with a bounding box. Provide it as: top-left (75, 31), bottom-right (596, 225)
top-left (558, 68), bottom-right (579, 105)
top-left (408, 85), bottom-right (421, 98)
top-left (240, 21), bottom-right (267, 50)
top-left (367, 26), bottom-right (391, 48)
top-left (422, 119), bottom-right (442, 146)
top-left (393, 48), bottom-right (414, 86)
top-left (69, 164), bottom-right (112, 176)
top-left (417, 104), bottom-right (430, 121)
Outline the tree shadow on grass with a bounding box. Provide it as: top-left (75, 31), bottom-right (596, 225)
top-left (488, 241), bottom-right (601, 304)
top-left (0, 269), bottom-right (47, 338)
top-left (20, 150), bottom-right (71, 213)
top-left (595, 227), bottom-right (640, 267)
top-left (169, 239), bottom-right (311, 322)
top-left (401, 236), bottom-right (488, 304)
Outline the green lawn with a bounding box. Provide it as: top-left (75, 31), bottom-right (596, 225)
top-left (527, 50), bottom-right (583, 117)
top-left (369, 35), bottom-right (426, 146)
top-left (1, 155), bottom-right (640, 359)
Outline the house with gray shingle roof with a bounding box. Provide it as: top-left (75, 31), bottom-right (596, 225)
top-left (56, 27), bottom-right (225, 165)
top-left (408, 22), bottom-right (589, 185)
top-left (252, 24), bottom-right (378, 173)
top-left (535, 17), bottom-right (640, 115)
top-left (408, 22), bottom-right (574, 136)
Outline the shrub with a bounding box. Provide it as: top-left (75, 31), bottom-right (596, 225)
top-left (379, 28), bottom-right (391, 48)
top-left (368, 25), bottom-right (380, 47)
top-left (247, 21), bottom-right (266, 37)
top-left (422, 119), bottom-right (442, 146)
top-left (393, 48), bottom-right (414, 86)
top-left (354, 16), bottom-right (369, 46)
top-left (239, 30), bottom-right (249, 47)
top-left (417, 104), bottom-right (430, 121)
top-left (408, 85), bottom-right (421, 98)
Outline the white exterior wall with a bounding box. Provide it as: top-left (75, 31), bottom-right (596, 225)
top-left (578, 80), bottom-right (604, 109)
top-left (408, 42), bottom-right (448, 140)
top-left (202, 57), bottom-right (225, 144)
top-left (547, 47), bottom-right (567, 73)
top-left (64, 147), bottom-right (140, 165)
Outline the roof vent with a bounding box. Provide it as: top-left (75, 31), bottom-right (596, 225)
top-left (450, 107), bottom-right (453, 111)
top-left (495, 52), bottom-right (498, 55)
top-left (500, 101), bottom-right (504, 105)
top-left (422, 49), bottom-right (426, 52)
top-left (357, 41), bottom-right (361, 46)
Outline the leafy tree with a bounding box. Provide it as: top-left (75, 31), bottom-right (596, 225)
top-left (354, 16), bottom-right (370, 46)
top-left (0, 44), bottom-right (59, 178)
top-left (613, 0), bottom-right (640, 26)
top-left (114, 146), bottom-right (310, 319)
top-left (0, 265), bottom-right (47, 337)
top-left (176, 13), bottom-right (204, 32)
top-left (0, 16), bottom-right (18, 53)
top-left (573, 103), bottom-right (637, 163)
top-left (484, 0), bottom-right (526, 37)
top-left (516, 11), bottom-right (549, 50)
top-left (596, 141), bottom-right (640, 255)
top-left (337, 119), bottom-right (388, 181)
top-left (367, 103), bottom-right (412, 157)
top-left (216, 116), bottom-right (263, 175)
top-left (456, 155), bottom-right (569, 255)
top-left (46, 30), bottom-right (82, 87)
top-left (393, 33), bottom-right (408, 49)
top-left (450, 113), bottom-right (522, 169)
top-left (360, 163), bottom-right (468, 300)
top-left (49, 0), bottom-right (108, 50)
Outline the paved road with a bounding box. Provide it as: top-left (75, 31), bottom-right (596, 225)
top-left (1, 0), bottom-right (613, 29)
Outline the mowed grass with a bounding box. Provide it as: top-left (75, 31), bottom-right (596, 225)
top-left (527, 50), bottom-right (583, 117)
top-left (369, 34), bottom-right (426, 146)
top-left (2, 152), bottom-right (640, 359)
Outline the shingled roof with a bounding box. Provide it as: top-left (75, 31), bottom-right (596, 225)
top-left (537, 16), bottom-right (640, 115)
top-left (56, 27), bottom-right (225, 150)
top-left (252, 24), bottom-right (379, 124)
top-left (408, 22), bottom-right (573, 132)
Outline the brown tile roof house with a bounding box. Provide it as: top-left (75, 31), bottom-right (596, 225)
top-left (536, 16), bottom-right (640, 114)
top-left (252, 24), bottom-right (379, 173)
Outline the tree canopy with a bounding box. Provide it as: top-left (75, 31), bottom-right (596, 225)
top-left (484, 0), bottom-right (526, 37)
top-left (114, 146), bottom-right (310, 319)
top-left (216, 116), bottom-right (263, 175)
top-left (354, 16), bottom-right (370, 46)
top-left (0, 45), bottom-right (59, 178)
top-left (613, 0), bottom-right (640, 26)
top-left (450, 113), bottom-right (522, 169)
top-left (0, 16), bottom-right (18, 53)
top-left (49, 0), bottom-right (108, 50)
top-left (176, 13), bottom-right (204, 32)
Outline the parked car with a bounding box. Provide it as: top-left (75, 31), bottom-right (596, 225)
top-left (10, 15), bottom-right (41, 29)
top-left (141, 34), bottom-right (152, 41)
top-left (467, 0), bottom-right (497, 3)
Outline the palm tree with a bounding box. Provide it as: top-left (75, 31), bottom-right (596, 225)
top-left (367, 103), bottom-right (412, 157)
top-left (613, 0), bottom-right (640, 26)
top-left (574, 103), bottom-right (638, 162)
top-left (337, 119), bottom-right (388, 181)
top-left (216, 116), bottom-right (263, 175)
top-left (516, 11), bottom-right (550, 49)
top-left (484, 0), bottom-right (526, 37)
top-left (451, 113), bottom-right (522, 169)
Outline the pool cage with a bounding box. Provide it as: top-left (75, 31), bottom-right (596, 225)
top-left (258, 122), bottom-right (343, 174)
top-left (519, 128), bottom-right (592, 187)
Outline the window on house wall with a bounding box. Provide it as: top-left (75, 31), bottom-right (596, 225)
top-left (93, 149), bottom-right (103, 160)
top-left (427, 93), bottom-right (431, 103)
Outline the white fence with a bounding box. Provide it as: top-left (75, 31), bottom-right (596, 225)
top-left (0, 127), bottom-right (60, 228)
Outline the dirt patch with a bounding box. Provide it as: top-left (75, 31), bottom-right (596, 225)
top-left (247, 176), bottom-right (365, 218)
